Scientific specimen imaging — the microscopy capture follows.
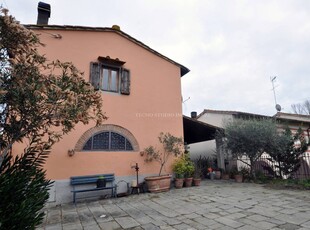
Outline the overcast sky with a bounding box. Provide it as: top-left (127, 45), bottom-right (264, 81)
top-left (5, 0), bottom-right (310, 116)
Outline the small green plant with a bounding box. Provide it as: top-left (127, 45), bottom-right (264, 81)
top-left (185, 161), bottom-right (195, 178)
top-left (172, 158), bottom-right (186, 178)
top-left (254, 170), bottom-right (269, 183)
top-left (182, 151), bottom-right (195, 178)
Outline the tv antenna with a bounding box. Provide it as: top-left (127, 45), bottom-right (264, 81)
top-left (270, 76), bottom-right (281, 112)
top-left (182, 97), bottom-right (190, 104)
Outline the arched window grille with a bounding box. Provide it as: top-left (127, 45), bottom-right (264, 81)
top-left (82, 131), bottom-right (133, 151)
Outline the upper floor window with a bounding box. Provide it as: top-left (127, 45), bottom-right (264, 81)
top-left (90, 56), bottom-right (130, 95)
top-left (82, 131), bottom-right (134, 151)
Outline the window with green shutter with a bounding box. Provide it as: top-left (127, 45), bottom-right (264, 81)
top-left (90, 56), bottom-right (130, 95)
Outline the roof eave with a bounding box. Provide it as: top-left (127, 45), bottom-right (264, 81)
top-left (23, 24), bottom-right (190, 77)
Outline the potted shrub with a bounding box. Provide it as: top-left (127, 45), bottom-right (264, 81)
top-left (193, 165), bottom-right (202, 186)
top-left (192, 158), bottom-right (203, 186)
top-left (184, 154), bottom-right (195, 187)
top-left (231, 167), bottom-right (243, 183)
top-left (141, 132), bottom-right (183, 193)
top-left (172, 158), bottom-right (186, 189)
top-left (96, 176), bottom-right (106, 188)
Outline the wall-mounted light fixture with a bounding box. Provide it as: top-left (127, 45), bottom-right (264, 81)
top-left (68, 149), bottom-right (75, 157)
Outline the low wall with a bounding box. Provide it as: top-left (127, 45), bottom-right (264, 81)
top-left (47, 174), bottom-right (154, 205)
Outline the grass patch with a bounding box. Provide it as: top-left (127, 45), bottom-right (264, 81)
top-left (264, 179), bottom-right (310, 190)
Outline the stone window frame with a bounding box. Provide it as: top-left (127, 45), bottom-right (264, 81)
top-left (75, 124), bottom-right (139, 152)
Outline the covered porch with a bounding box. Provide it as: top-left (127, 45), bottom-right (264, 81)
top-left (183, 115), bottom-right (225, 169)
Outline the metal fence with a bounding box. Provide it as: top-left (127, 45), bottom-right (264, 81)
top-left (231, 152), bottom-right (310, 179)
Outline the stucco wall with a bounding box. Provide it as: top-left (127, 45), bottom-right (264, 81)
top-left (197, 112), bottom-right (233, 128)
top-left (188, 140), bottom-right (216, 160)
top-left (13, 28), bottom-right (184, 184)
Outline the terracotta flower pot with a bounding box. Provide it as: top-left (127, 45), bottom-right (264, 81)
top-left (215, 171), bottom-right (221, 179)
top-left (193, 178), bottom-right (201, 186)
top-left (222, 174), bottom-right (230, 180)
top-left (144, 175), bottom-right (172, 193)
top-left (234, 174), bottom-right (243, 183)
top-left (175, 178), bottom-right (184, 189)
top-left (184, 177), bottom-right (193, 187)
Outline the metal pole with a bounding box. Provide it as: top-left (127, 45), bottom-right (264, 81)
top-left (270, 76), bottom-right (277, 106)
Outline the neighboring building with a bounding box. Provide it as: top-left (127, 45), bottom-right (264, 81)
top-left (188, 109), bottom-right (268, 160)
top-left (274, 112), bottom-right (310, 137)
top-left (13, 17), bottom-right (189, 203)
top-left (189, 109), bottom-right (310, 178)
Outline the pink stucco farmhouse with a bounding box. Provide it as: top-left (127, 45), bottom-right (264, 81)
top-left (14, 22), bottom-right (189, 203)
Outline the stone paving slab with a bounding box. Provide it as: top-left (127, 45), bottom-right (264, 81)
top-left (38, 180), bottom-right (310, 229)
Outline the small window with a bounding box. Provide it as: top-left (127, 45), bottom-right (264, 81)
top-left (82, 131), bottom-right (134, 151)
top-left (102, 67), bottom-right (119, 92)
top-left (90, 62), bottom-right (130, 95)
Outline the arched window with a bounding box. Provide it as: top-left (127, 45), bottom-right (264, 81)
top-left (82, 131), bottom-right (133, 151)
top-left (75, 124), bottom-right (139, 152)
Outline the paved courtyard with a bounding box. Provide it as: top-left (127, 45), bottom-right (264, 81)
top-left (38, 180), bottom-right (310, 230)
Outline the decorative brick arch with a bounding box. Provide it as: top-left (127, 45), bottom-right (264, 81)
top-left (75, 124), bottom-right (139, 151)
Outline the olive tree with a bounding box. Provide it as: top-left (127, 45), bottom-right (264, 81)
top-left (0, 9), bottom-right (106, 229)
top-left (223, 118), bottom-right (277, 178)
top-left (142, 132), bottom-right (184, 176)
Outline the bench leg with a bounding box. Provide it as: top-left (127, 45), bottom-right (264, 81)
top-left (73, 192), bottom-right (76, 204)
top-left (112, 187), bottom-right (117, 198)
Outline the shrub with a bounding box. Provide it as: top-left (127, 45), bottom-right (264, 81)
top-left (172, 158), bottom-right (186, 178)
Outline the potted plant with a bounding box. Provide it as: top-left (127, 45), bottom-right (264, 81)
top-left (141, 132), bottom-right (183, 193)
top-left (240, 166), bottom-right (250, 182)
top-left (214, 168), bottom-right (222, 179)
top-left (193, 165), bottom-right (202, 186)
top-left (208, 167), bottom-right (215, 180)
top-left (172, 157), bottom-right (186, 189)
top-left (96, 176), bottom-right (106, 188)
top-left (222, 169), bottom-right (230, 180)
top-left (184, 153), bottom-right (195, 187)
top-left (231, 167), bottom-right (243, 183)
top-left (192, 158), bottom-right (203, 186)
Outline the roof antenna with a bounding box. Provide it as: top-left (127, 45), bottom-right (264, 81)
top-left (182, 97), bottom-right (190, 104)
top-left (270, 76), bottom-right (281, 112)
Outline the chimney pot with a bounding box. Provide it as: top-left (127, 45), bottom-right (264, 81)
top-left (37, 2), bottom-right (51, 25)
top-left (191, 111), bottom-right (197, 119)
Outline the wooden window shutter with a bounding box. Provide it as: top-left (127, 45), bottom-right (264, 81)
top-left (90, 62), bottom-right (100, 90)
top-left (120, 69), bottom-right (130, 95)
